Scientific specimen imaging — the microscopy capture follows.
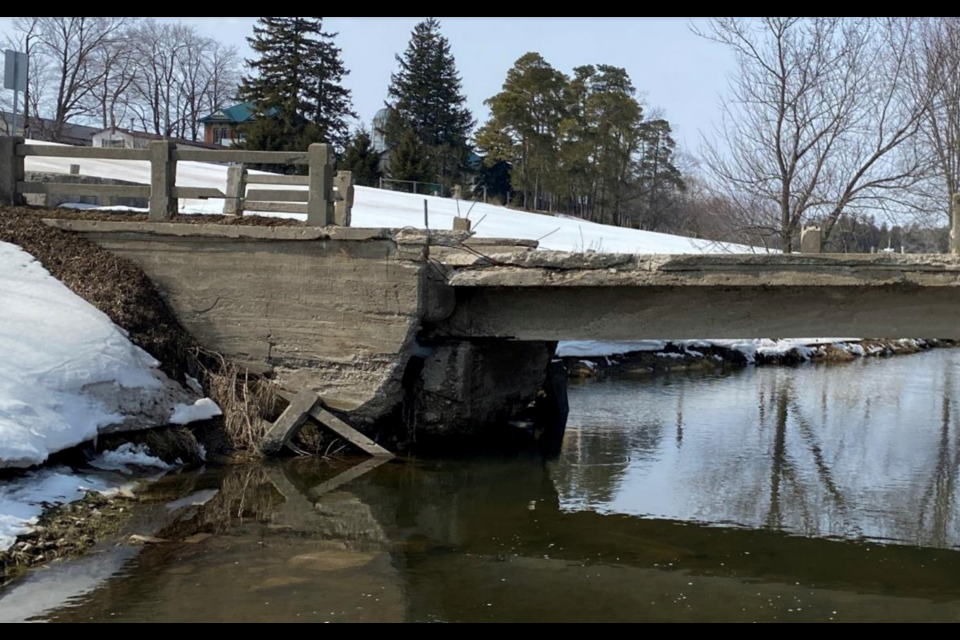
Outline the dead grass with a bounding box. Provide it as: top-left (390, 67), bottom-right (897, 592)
top-left (197, 352), bottom-right (281, 455)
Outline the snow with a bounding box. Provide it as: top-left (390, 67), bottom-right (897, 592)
top-left (558, 341), bottom-right (669, 358)
top-left (170, 398), bottom-right (222, 425)
top-left (0, 241), bottom-right (218, 469)
top-left (88, 443), bottom-right (172, 474)
top-left (23, 140), bottom-right (758, 255)
top-left (0, 468), bottom-right (111, 551)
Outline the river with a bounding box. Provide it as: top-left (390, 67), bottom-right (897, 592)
top-left (2, 350), bottom-right (960, 622)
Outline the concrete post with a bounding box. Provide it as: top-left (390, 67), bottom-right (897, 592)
top-left (307, 143), bottom-right (334, 226)
top-left (333, 170), bottom-right (354, 227)
top-left (149, 140), bottom-right (177, 221)
top-left (69, 164), bottom-right (80, 175)
top-left (452, 184), bottom-right (462, 199)
top-left (951, 193), bottom-right (960, 255)
top-left (801, 226), bottom-right (822, 254)
top-left (453, 217), bottom-right (473, 232)
top-left (224, 165), bottom-right (247, 216)
top-left (0, 136), bottom-right (25, 207)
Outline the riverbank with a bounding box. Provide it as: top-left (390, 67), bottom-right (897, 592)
top-left (562, 338), bottom-right (953, 378)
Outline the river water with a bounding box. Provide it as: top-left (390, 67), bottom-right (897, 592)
top-left (3, 350), bottom-right (960, 622)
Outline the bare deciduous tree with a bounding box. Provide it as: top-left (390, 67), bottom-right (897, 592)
top-left (33, 17), bottom-right (130, 140)
top-left (912, 17), bottom-right (960, 221)
top-left (695, 17), bottom-right (931, 251)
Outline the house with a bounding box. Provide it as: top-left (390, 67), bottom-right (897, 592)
top-left (0, 111), bottom-right (99, 146)
top-left (91, 127), bottom-right (222, 150)
top-left (199, 101), bottom-right (280, 146)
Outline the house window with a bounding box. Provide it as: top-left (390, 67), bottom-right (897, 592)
top-left (101, 139), bottom-right (125, 149)
top-left (213, 128), bottom-right (221, 144)
top-left (238, 132), bottom-right (246, 143)
top-left (222, 127), bottom-right (231, 143)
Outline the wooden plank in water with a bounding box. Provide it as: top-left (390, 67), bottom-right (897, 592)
top-left (307, 406), bottom-right (395, 459)
top-left (261, 389), bottom-right (320, 455)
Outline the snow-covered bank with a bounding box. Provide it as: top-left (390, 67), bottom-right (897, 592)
top-left (562, 338), bottom-right (945, 377)
top-left (558, 339), bottom-right (858, 362)
top-left (0, 241), bottom-right (220, 470)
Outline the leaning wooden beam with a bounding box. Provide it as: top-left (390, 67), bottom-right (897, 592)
top-left (307, 405), bottom-right (396, 459)
top-left (261, 389), bottom-right (395, 459)
top-left (261, 389), bottom-right (321, 455)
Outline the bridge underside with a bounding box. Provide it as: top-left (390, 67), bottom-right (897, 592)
top-left (436, 252), bottom-right (960, 340)
top-left (435, 285), bottom-right (960, 341)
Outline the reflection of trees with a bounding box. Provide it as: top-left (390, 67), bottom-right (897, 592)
top-left (554, 382), bottom-right (667, 506)
top-left (917, 364), bottom-right (959, 548)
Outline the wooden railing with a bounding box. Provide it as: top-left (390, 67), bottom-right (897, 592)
top-left (0, 136), bottom-right (353, 226)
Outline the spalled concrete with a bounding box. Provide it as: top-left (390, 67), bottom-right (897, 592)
top-left (437, 251), bottom-right (960, 341)
top-left (410, 340), bottom-right (554, 436)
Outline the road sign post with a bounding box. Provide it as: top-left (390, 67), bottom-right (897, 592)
top-left (4, 50), bottom-right (28, 138)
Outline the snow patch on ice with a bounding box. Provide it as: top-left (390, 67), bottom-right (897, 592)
top-left (89, 443), bottom-right (172, 474)
top-left (0, 468), bottom-right (111, 551)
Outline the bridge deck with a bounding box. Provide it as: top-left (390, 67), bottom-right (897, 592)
top-left (444, 252), bottom-right (960, 289)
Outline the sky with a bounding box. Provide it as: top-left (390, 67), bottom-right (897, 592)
top-left (0, 17), bottom-right (734, 150)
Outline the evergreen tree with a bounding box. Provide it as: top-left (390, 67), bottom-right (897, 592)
top-left (341, 129), bottom-right (383, 187)
top-left (473, 159), bottom-right (513, 204)
top-left (477, 52), bottom-right (567, 210)
top-left (238, 17), bottom-right (355, 153)
top-left (386, 18), bottom-right (474, 189)
top-left (389, 129), bottom-right (431, 190)
top-left (301, 18), bottom-right (356, 150)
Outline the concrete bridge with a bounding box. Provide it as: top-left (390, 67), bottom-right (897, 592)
top-left (42, 218), bottom-right (960, 440)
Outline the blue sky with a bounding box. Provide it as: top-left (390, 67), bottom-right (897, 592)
top-left (1, 17), bottom-right (734, 149)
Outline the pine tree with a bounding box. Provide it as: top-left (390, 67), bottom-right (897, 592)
top-left (238, 17), bottom-right (355, 153)
top-left (386, 18), bottom-right (474, 189)
top-left (301, 17), bottom-right (356, 150)
top-left (388, 129), bottom-right (431, 190)
top-left (342, 129), bottom-right (383, 187)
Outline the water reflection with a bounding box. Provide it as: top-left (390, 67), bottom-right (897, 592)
top-left (559, 351), bottom-right (960, 548)
top-left (3, 351), bottom-right (960, 622)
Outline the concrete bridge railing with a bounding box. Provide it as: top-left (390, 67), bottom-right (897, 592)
top-left (0, 135), bottom-right (352, 226)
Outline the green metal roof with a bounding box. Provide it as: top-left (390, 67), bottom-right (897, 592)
top-left (200, 102), bottom-right (279, 124)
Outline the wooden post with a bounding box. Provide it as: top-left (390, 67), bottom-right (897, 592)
top-left (333, 170), bottom-right (354, 227)
top-left (307, 143), bottom-right (334, 226)
top-left (224, 164), bottom-right (247, 216)
top-left (952, 193), bottom-right (960, 255)
top-left (149, 140), bottom-right (177, 221)
top-left (801, 226), bottom-right (822, 254)
top-left (0, 136), bottom-right (25, 207)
